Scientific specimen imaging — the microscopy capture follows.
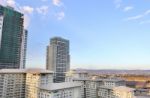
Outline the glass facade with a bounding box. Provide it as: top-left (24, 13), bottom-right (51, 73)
top-left (0, 5), bottom-right (24, 69)
top-left (47, 37), bottom-right (70, 83)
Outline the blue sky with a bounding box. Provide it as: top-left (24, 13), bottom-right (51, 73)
top-left (1, 0), bottom-right (150, 69)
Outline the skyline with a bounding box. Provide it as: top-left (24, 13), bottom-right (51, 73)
top-left (1, 0), bottom-right (150, 69)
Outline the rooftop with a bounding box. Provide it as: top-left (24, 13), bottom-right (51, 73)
top-left (40, 82), bottom-right (82, 91)
top-left (135, 96), bottom-right (150, 98)
top-left (0, 68), bottom-right (53, 74)
top-left (99, 86), bottom-right (135, 92)
top-left (73, 78), bottom-right (124, 82)
top-left (113, 86), bottom-right (135, 92)
top-left (99, 86), bottom-right (113, 90)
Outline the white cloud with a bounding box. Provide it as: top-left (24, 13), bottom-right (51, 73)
top-left (140, 20), bottom-right (150, 24)
top-left (36, 5), bottom-right (49, 15)
top-left (114, 0), bottom-right (122, 8)
top-left (144, 9), bottom-right (150, 15)
top-left (22, 6), bottom-right (34, 14)
top-left (0, 0), bottom-right (32, 28)
top-left (125, 9), bottom-right (150, 21)
top-left (126, 15), bottom-right (143, 21)
top-left (6, 0), bottom-right (15, 7)
top-left (21, 6), bottom-right (34, 29)
top-left (52, 0), bottom-right (62, 6)
top-left (52, 0), bottom-right (65, 20)
top-left (56, 11), bottom-right (65, 20)
top-left (123, 6), bottom-right (134, 12)
top-left (24, 15), bottom-right (30, 29)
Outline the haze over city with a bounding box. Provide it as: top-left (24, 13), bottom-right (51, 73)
top-left (1, 0), bottom-right (150, 69)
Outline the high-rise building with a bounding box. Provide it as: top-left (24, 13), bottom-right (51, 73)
top-left (46, 37), bottom-right (70, 83)
top-left (0, 5), bottom-right (27, 69)
top-left (20, 29), bottom-right (28, 69)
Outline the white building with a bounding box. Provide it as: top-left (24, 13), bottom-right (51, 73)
top-left (39, 82), bottom-right (82, 98)
top-left (65, 70), bottom-right (88, 82)
top-left (98, 86), bottom-right (113, 98)
top-left (66, 70), bottom-right (99, 98)
top-left (113, 86), bottom-right (135, 98)
top-left (73, 78), bottom-right (102, 98)
top-left (66, 70), bottom-right (126, 98)
top-left (67, 70), bottom-right (127, 98)
top-left (98, 86), bottom-right (135, 98)
top-left (25, 69), bottom-right (53, 98)
top-left (0, 69), bottom-right (53, 98)
top-left (97, 78), bottom-right (133, 98)
top-left (0, 69), bottom-right (83, 98)
top-left (0, 69), bottom-right (26, 98)
top-left (102, 78), bottom-right (126, 87)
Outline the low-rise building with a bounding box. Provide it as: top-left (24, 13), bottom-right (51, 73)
top-left (73, 78), bottom-right (126, 98)
top-left (0, 69), bottom-right (53, 98)
top-left (0, 69), bottom-right (26, 98)
top-left (113, 86), bottom-right (135, 98)
top-left (0, 69), bottom-right (83, 98)
top-left (134, 89), bottom-right (150, 96)
top-left (73, 78), bottom-right (102, 98)
top-left (102, 78), bottom-right (126, 87)
top-left (134, 95), bottom-right (150, 98)
top-left (98, 86), bottom-right (135, 98)
top-left (67, 70), bottom-right (127, 98)
top-left (39, 82), bottom-right (82, 98)
top-left (65, 70), bottom-right (88, 82)
top-left (25, 69), bottom-right (53, 98)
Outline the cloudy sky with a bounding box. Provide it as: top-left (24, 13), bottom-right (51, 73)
top-left (1, 0), bottom-right (150, 69)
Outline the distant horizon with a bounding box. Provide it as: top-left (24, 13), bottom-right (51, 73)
top-left (27, 65), bottom-right (150, 70)
top-left (1, 0), bottom-right (150, 69)
top-left (72, 68), bottom-right (150, 70)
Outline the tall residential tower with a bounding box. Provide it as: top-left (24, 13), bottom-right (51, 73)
top-left (0, 5), bottom-right (27, 69)
top-left (46, 37), bottom-right (70, 83)
top-left (20, 29), bottom-right (28, 69)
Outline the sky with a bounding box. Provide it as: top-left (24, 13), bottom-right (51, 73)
top-left (1, 0), bottom-right (150, 69)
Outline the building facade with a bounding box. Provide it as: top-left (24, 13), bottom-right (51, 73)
top-left (0, 5), bottom-right (27, 69)
top-left (0, 69), bottom-right (53, 98)
top-left (97, 79), bottom-right (135, 98)
top-left (39, 82), bottom-right (82, 98)
top-left (0, 69), bottom-right (83, 98)
top-left (67, 70), bottom-right (129, 98)
top-left (98, 86), bottom-right (135, 98)
top-left (20, 29), bottom-right (28, 69)
top-left (0, 70), bottom-right (26, 98)
top-left (46, 37), bottom-right (70, 83)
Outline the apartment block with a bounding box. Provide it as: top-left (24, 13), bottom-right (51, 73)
top-left (98, 86), bottom-right (135, 98)
top-left (0, 70), bottom-right (26, 98)
top-left (0, 69), bottom-right (53, 98)
top-left (0, 5), bottom-right (27, 69)
top-left (46, 37), bottom-right (70, 83)
top-left (39, 82), bottom-right (82, 98)
top-left (25, 69), bottom-right (53, 98)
